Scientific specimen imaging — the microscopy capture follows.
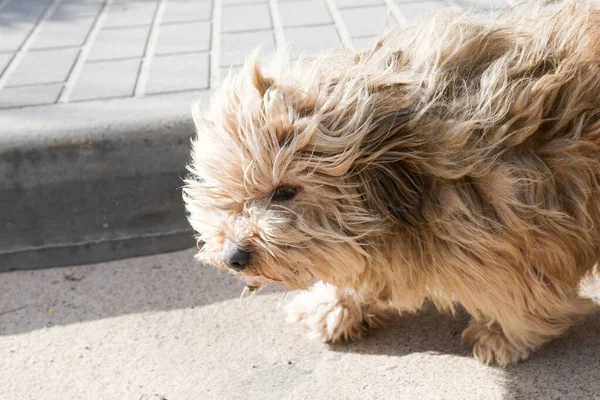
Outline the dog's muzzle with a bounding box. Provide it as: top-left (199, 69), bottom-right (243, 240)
top-left (220, 241), bottom-right (251, 271)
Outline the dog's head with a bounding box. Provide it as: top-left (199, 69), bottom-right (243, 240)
top-left (183, 51), bottom-right (425, 290)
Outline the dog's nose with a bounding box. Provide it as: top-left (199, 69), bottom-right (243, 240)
top-left (221, 243), bottom-right (250, 271)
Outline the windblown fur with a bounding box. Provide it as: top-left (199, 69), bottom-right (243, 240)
top-left (184, 1), bottom-right (600, 366)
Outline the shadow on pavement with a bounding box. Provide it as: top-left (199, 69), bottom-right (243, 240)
top-left (329, 301), bottom-right (600, 399)
top-left (504, 311), bottom-right (600, 399)
top-left (0, 0), bottom-right (96, 27)
top-left (2, 245), bottom-right (598, 398)
top-left (0, 247), bottom-right (264, 336)
top-left (328, 302), bottom-right (473, 360)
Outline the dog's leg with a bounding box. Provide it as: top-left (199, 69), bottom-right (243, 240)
top-left (286, 281), bottom-right (391, 342)
top-left (462, 288), bottom-right (597, 366)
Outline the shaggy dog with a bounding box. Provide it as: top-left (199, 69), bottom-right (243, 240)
top-left (183, 1), bottom-right (600, 366)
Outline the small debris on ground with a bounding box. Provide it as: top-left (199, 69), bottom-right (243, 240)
top-left (64, 272), bottom-right (84, 281)
top-left (0, 305), bottom-right (28, 316)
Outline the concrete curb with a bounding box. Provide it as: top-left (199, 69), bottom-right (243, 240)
top-left (0, 91), bottom-right (209, 271)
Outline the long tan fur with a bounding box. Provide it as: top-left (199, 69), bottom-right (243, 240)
top-left (184, 1), bottom-right (600, 366)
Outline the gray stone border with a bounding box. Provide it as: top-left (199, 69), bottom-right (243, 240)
top-left (0, 90), bottom-right (209, 271)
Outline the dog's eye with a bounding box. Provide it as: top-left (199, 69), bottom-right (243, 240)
top-left (271, 185), bottom-right (301, 202)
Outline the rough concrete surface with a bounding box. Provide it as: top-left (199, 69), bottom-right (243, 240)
top-left (1, 248), bottom-right (599, 399)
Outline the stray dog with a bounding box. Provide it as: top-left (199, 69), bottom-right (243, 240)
top-left (184, 1), bottom-right (600, 366)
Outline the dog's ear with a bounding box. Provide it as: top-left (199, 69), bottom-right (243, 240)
top-left (246, 55), bottom-right (274, 97)
top-left (357, 110), bottom-right (424, 226)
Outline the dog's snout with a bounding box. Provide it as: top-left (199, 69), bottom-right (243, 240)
top-left (221, 243), bottom-right (251, 271)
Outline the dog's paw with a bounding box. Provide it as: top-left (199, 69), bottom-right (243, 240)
top-left (462, 320), bottom-right (531, 367)
top-left (286, 282), bottom-right (366, 342)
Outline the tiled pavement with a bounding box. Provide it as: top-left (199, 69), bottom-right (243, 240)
top-left (0, 0), bottom-right (515, 109)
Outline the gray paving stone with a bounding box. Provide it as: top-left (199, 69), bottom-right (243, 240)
top-left (340, 6), bottom-right (397, 38)
top-left (221, 4), bottom-right (271, 33)
top-left (0, 0), bottom-right (53, 23)
top-left (88, 26), bottom-right (151, 61)
top-left (336, 0), bottom-right (383, 7)
top-left (0, 22), bottom-right (35, 52)
top-left (0, 0), bottom-right (513, 110)
top-left (222, 0), bottom-right (266, 4)
top-left (284, 25), bottom-right (340, 59)
top-left (30, 18), bottom-right (97, 49)
top-left (0, 83), bottom-right (62, 109)
top-left (155, 21), bottom-right (211, 55)
top-left (453, 0), bottom-right (509, 9)
top-left (146, 52), bottom-right (209, 94)
top-left (396, 0), bottom-right (447, 23)
top-left (278, 0), bottom-right (332, 27)
top-left (0, 53), bottom-right (13, 76)
top-left (70, 58), bottom-right (141, 101)
top-left (220, 30), bottom-right (275, 67)
top-left (103, 0), bottom-right (159, 28)
top-left (219, 64), bottom-right (243, 84)
top-left (162, 0), bottom-right (212, 23)
top-left (352, 35), bottom-right (377, 50)
top-left (0, 0), bottom-right (76, 52)
top-left (49, 0), bottom-right (104, 20)
top-left (6, 48), bottom-right (79, 87)
top-left (471, 9), bottom-right (497, 20)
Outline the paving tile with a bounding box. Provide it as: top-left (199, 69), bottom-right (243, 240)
top-left (219, 64), bottom-right (243, 84)
top-left (0, 22), bottom-right (36, 52)
top-left (284, 25), bottom-right (340, 59)
top-left (0, 83), bottom-right (62, 109)
top-left (396, 0), bottom-right (447, 23)
top-left (70, 59), bottom-right (141, 101)
top-left (6, 48), bottom-right (79, 87)
top-left (0, 53), bottom-right (13, 77)
top-left (145, 52), bottom-right (209, 94)
top-left (452, 0), bottom-right (509, 9)
top-left (221, 4), bottom-right (271, 33)
top-left (340, 6), bottom-right (397, 38)
top-left (471, 9), bottom-right (494, 20)
top-left (155, 21), bottom-right (211, 55)
top-left (220, 30), bottom-right (275, 67)
top-left (162, 0), bottom-right (212, 23)
top-left (0, 0), bottom-right (53, 23)
top-left (48, 0), bottom-right (104, 20)
top-left (223, 0), bottom-right (267, 4)
top-left (336, 0), bottom-right (383, 8)
top-left (88, 26), bottom-right (151, 61)
top-left (278, 0), bottom-right (332, 27)
top-left (352, 35), bottom-right (377, 51)
top-left (103, 0), bottom-right (159, 28)
top-left (0, 0), bottom-right (51, 50)
top-left (31, 18), bottom-right (97, 49)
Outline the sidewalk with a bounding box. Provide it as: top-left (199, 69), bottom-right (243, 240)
top-left (0, 248), bottom-right (598, 399)
top-left (0, 0), bottom-right (513, 109)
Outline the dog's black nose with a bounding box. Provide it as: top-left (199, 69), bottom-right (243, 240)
top-left (221, 243), bottom-right (250, 271)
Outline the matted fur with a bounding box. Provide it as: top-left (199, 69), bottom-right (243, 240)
top-left (184, 1), bottom-right (600, 366)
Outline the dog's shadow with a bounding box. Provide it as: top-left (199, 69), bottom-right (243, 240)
top-left (329, 302), bottom-right (472, 359)
top-left (328, 302), bottom-right (600, 399)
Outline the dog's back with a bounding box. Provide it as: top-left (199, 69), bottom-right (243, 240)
top-left (347, 1), bottom-right (600, 282)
